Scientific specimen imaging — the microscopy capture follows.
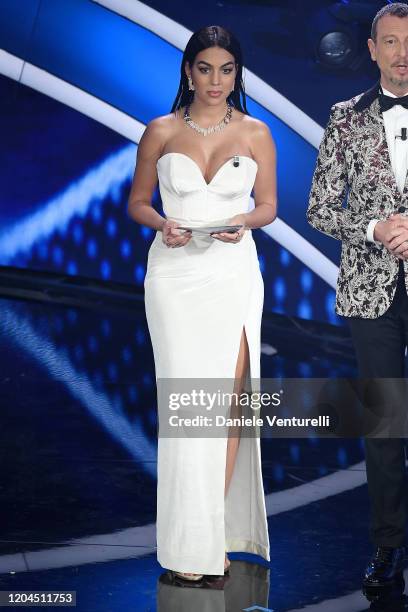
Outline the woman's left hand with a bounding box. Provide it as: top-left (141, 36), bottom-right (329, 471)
top-left (211, 214), bottom-right (247, 243)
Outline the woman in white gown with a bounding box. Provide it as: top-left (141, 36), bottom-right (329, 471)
top-left (128, 25), bottom-right (277, 582)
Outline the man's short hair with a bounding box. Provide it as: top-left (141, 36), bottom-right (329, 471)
top-left (371, 3), bottom-right (408, 41)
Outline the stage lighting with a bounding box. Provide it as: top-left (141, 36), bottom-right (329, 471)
top-left (310, 1), bottom-right (384, 71)
top-left (317, 30), bottom-right (356, 68)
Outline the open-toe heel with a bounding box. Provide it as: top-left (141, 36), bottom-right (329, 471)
top-left (174, 571), bottom-right (204, 582)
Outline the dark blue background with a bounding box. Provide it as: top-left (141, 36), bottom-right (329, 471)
top-left (0, 0), bottom-right (385, 324)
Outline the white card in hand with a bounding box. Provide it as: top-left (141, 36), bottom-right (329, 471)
top-left (177, 225), bottom-right (243, 234)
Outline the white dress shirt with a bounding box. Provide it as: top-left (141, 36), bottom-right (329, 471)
top-left (366, 87), bottom-right (408, 242)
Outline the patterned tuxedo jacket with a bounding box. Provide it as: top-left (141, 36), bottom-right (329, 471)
top-left (307, 82), bottom-right (408, 319)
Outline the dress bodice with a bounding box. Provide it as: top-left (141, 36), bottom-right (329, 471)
top-left (156, 153), bottom-right (258, 224)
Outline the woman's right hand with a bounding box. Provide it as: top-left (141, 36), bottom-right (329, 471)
top-left (162, 219), bottom-right (192, 248)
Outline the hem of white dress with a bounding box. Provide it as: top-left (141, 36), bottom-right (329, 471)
top-left (157, 552), bottom-right (225, 576)
top-left (226, 538), bottom-right (270, 562)
top-left (157, 539), bottom-right (270, 575)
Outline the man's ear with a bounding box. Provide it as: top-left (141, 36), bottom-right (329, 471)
top-left (368, 38), bottom-right (377, 62)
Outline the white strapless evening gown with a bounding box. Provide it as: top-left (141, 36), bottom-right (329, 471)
top-left (144, 152), bottom-right (270, 575)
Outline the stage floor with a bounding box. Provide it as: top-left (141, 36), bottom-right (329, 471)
top-left (0, 292), bottom-right (406, 611)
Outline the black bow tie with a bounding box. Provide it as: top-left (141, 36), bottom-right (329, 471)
top-left (379, 92), bottom-right (408, 112)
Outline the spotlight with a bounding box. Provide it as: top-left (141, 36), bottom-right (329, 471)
top-left (317, 30), bottom-right (357, 68)
top-left (310, 1), bottom-right (384, 71)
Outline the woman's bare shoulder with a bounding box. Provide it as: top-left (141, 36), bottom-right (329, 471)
top-left (140, 113), bottom-right (181, 154)
top-left (145, 113), bottom-right (180, 136)
top-left (238, 113), bottom-right (271, 137)
top-left (233, 114), bottom-right (275, 161)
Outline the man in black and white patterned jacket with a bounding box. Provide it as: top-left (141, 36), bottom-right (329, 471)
top-left (308, 2), bottom-right (408, 592)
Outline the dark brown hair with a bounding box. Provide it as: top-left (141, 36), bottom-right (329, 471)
top-left (371, 3), bottom-right (408, 41)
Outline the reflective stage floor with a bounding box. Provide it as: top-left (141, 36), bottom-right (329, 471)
top-left (0, 287), bottom-right (407, 611)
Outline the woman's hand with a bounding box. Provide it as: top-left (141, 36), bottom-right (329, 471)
top-left (211, 214), bottom-right (247, 243)
top-left (162, 219), bottom-right (192, 248)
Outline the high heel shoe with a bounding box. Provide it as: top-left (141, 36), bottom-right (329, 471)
top-left (173, 571), bottom-right (203, 582)
top-left (172, 554), bottom-right (229, 583)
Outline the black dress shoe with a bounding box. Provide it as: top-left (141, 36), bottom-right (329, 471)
top-left (363, 546), bottom-right (406, 589)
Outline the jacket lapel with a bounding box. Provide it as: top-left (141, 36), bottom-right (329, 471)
top-left (363, 94), bottom-right (402, 202)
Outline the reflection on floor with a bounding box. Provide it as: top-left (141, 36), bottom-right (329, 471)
top-left (0, 290), bottom-right (406, 611)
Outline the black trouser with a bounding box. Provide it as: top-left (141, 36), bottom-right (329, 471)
top-left (348, 262), bottom-right (408, 547)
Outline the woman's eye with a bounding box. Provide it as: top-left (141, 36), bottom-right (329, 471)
top-left (197, 68), bottom-right (233, 74)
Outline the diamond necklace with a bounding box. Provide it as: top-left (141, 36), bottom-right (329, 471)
top-left (184, 104), bottom-right (233, 136)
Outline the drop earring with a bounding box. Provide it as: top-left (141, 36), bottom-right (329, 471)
top-left (188, 76), bottom-right (195, 91)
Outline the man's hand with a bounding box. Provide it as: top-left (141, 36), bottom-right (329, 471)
top-left (374, 215), bottom-right (408, 259)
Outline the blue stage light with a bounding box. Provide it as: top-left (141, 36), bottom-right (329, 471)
top-left (298, 362), bottom-right (312, 377)
top-left (135, 327), bottom-right (145, 346)
top-left (74, 345), bottom-right (84, 361)
top-left (88, 335), bottom-right (98, 353)
top-left (141, 226), bottom-right (153, 239)
top-left (67, 309), bottom-right (78, 324)
top-left (301, 269), bottom-right (313, 294)
top-left (280, 248), bottom-right (291, 267)
top-left (91, 203), bottom-right (102, 223)
top-left (273, 464), bottom-right (284, 483)
top-left (106, 217), bottom-right (117, 237)
top-left (120, 239), bottom-right (131, 259)
top-left (325, 291), bottom-right (336, 313)
top-left (122, 346), bottom-right (132, 363)
top-left (290, 444), bottom-right (300, 464)
top-left (134, 264), bottom-right (145, 284)
top-left (128, 385), bottom-right (138, 402)
top-left (108, 362), bottom-right (118, 381)
top-left (143, 374), bottom-right (153, 386)
top-left (52, 245), bottom-right (63, 265)
top-left (337, 447), bottom-right (348, 467)
top-left (298, 299), bottom-right (312, 320)
top-left (87, 238), bottom-right (98, 258)
top-left (111, 392), bottom-right (122, 411)
top-left (274, 277), bottom-right (286, 302)
top-left (92, 371), bottom-right (103, 387)
top-left (67, 261), bottom-right (77, 275)
top-left (100, 259), bottom-right (111, 279)
top-left (38, 243), bottom-right (48, 260)
top-left (72, 224), bottom-right (83, 244)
